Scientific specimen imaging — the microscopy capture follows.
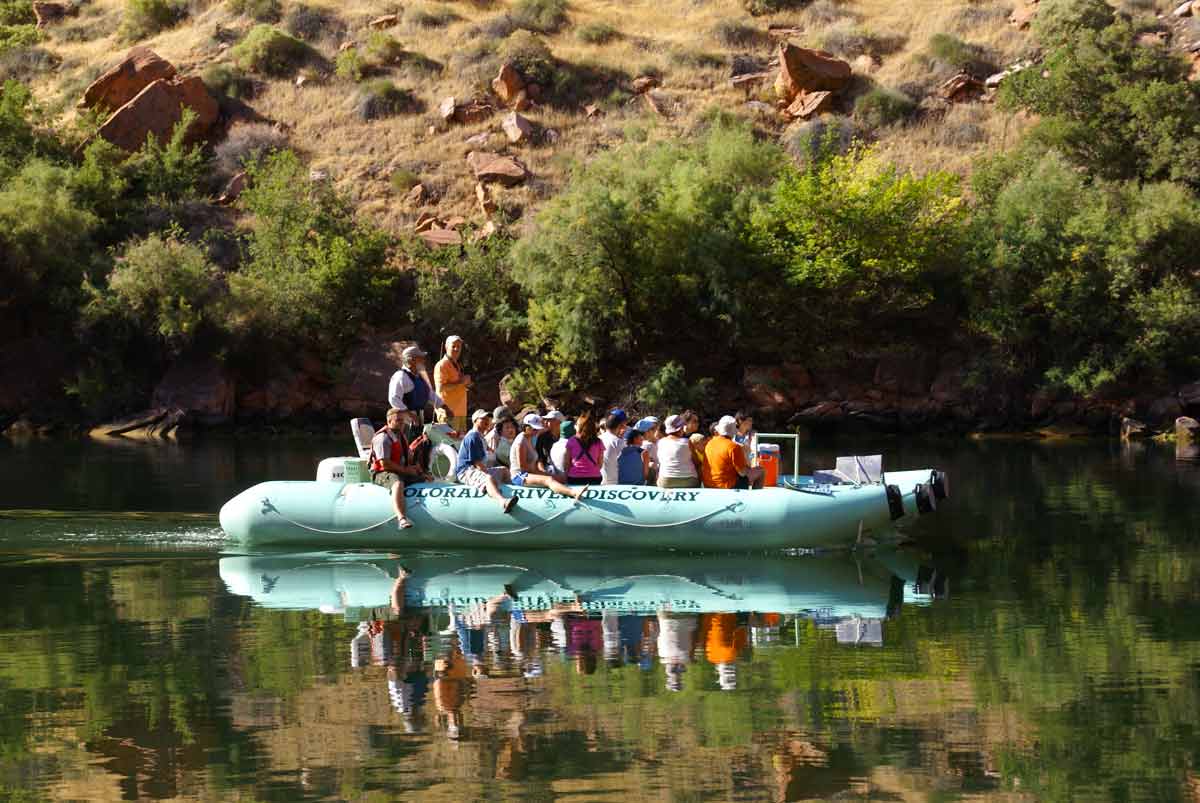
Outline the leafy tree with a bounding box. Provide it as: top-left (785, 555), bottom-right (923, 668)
top-left (999, 0), bottom-right (1200, 187)
top-left (968, 149), bottom-right (1200, 392)
top-left (85, 228), bottom-right (224, 353)
top-left (751, 145), bottom-right (969, 350)
top-left (228, 149), bottom-right (396, 351)
top-left (0, 159), bottom-right (98, 328)
top-left (511, 119), bottom-right (783, 390)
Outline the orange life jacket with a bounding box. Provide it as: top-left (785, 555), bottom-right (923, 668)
top-left (370, 427), bottom-right (409, 474)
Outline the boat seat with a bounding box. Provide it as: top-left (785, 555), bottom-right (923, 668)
top-left (351, 418), bottom-right (375, 459)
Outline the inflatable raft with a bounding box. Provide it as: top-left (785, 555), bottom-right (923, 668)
top-left (218, 549), bottom-right (932, 620)
top-left (219, 462), bottom-right (948, 551)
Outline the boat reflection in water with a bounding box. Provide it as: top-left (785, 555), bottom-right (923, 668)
top-left (220, 549), bottom-right (939, 736)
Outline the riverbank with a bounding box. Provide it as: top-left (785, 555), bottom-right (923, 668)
top-left (4, 337), bottom-right (1198, 443)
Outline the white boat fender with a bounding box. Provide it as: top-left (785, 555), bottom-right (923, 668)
top-left (886, 485), bottom-right (904, 520)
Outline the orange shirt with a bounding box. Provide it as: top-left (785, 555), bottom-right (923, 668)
top-left (702, 436), bottom-right (747, 489)
top-left (433, 356), bottom-right (468, 418)
top-left (700, 613), bottom-right (748, 665)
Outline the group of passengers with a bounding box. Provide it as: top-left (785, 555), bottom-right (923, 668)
top-left (371, 338), bottom-right (765, 529)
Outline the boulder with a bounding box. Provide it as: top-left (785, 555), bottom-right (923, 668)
top-left (1120, 416), bottom-right (1149, 440)
top-left (151, 359), bottom-right (235, 424)
top-left (404, 182), bottom-right (427, 206)
top-left (476, 181), bottom-right (497, 216)
top-left (216, 170), bottom-right (247, 205)
top-left (1009, 2), bottom-right (1037, 29)
top-left (417, 228), bottom-right (463, 248)
top-left (492, 63), bottom-right (526, 105)
top-left (501, 111), bottom-right (534, 143)
top-left (939, 71), bottom-right (985, 102)
top-left (1176, 416), bottom-right (1200, 442)
top-left (466, 151), bottom-right (529, 185)
top-left (33, 1), bottom-right (73, 28)
top-left (414, 211), bottom-right (438, 232)
top-left (81, 47), bottom-right (177, 112)
top-left (784, 90), bottom-right (834, 119)
top-left (438, 95), bottom-right (458, 121)
top-left (632, 75), bottom-right (660, 94)
top-left (368, 13), bottom-right (398, 29)
top-left (97, 76), bottom-right (219, 153)
top-left (774, 43), bottom-right (851, 102)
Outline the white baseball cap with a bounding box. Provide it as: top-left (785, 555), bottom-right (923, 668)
top-left (716, 415), bottom-right (737, 438)
top-left (543, 410), bottom-right (566, 421)
top-left (471, 409), bottom-right (490, 422)
top-left (663, 414), bottom-right (686, 434)
top-left (402, 344), bottom-right (427, 361)
top-left (522, 413), bottom-right (545, 430)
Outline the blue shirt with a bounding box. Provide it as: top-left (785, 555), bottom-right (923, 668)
top-left (455, 429), bottom-right (487, 477)
top-left (617, 445), bottom-right (645, 485)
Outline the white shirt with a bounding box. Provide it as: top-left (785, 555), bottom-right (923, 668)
top-left (549, 439), bottom-right (568, 475)
top-left (656, 612), bottom-right (698, 663)
top-left (644, 439), bottom-right (659, 469)
top-left (510, 431), bottom-right (538, 472)
top-left (599, 430), bottom-right (623, 484)
top-left (657, 436), bottom-right (698, 479)
top-left (387, 368), bottom-right (444, 412)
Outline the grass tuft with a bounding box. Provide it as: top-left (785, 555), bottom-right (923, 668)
top-left (509, 0), bottom-right (567, 33)
top-left (854, 85), bottom-right (916, 128)
top-left (232, 24), bottom-right (311, 76)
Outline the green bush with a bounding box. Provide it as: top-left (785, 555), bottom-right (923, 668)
top-left (511, 120), bottom-right (785, 383)
top-left (853, 86), bottom-right (915, 128)
top-left (926, 32), bottom-right (991, 73)
top-left (364, 31), bottom-right (404, 65)
top-left (0, 79), bottom-right (39, 172)
top-left (0, 159), bottom-right (99, 324)
top-left (742, 0), bottom-right (805, 15)
top-left (498, 30), bottom-right (555, 88)
top-left (751, 145), bottom-right (969, 348)
top-left (87, 229), bottom-right (223, 352)
top-left (124, 110), bottom-right (207, 201)
top-left (638, 361), bottom-right (716, 413)
top-left (510, 0), bottom-right (567, 33)
top-left (119, 0), bottom-right (185, 41)
top-left (354, 79), bottom-right (417, 120)
top-left (335, 47), bottom-right (364, 81)
top-left (228, 0), bottom-right (280, 22)
top-left (0, 1), bottom-right (35, 25)
top-left (228, 149), bottom-right (396, 350)
top-left (405, 4), bottom-right (459, 28)
top-left (576, 20), bottom-right (618, 44)
top-left (999, 4), bottom-right (1200, 186)
top-left (0, 23), bottom-right (39, 54)
top-left (202, 64), bottom-right (254, 100)
top-left (968, 149), bottom-right (1200, 391)
top-left (231, 24), bottom-right (309, 76)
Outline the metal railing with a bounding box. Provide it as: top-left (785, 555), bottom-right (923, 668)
top-left (757, 432), bottom-right (802, 478)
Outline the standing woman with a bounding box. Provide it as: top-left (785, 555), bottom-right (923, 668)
top-left (433, 335), bottom-right (472, 433)
top-left (564, 411), bottom-right (604, 486)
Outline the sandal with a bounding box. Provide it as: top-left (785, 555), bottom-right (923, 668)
top-left (397, 516), bottom-right (413, 530)
top-left (503, 496), bottom-right (518, 514)
top-left (573, 485), bottom-right (590, 505)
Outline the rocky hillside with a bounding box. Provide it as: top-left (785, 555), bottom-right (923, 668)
top-left (3, 0), bottom-right (1200, 439)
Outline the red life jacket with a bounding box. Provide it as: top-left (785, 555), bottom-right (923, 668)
top-left (370, 427), bottom-right (409, 474)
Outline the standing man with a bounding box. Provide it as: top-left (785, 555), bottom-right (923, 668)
top-left (388, 345), bottom-right (451, 436)
top-left (599, 409), bottom-right (627, 485)
top-left (370, 408), bottom-right (428, 530)
top-left (433, 335), bottom-right (472, 433)
top-left (456, 410), bottom-right (519, 513)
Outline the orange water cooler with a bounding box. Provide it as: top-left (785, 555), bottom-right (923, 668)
top-left (757, 443), bottom-right (781, 487)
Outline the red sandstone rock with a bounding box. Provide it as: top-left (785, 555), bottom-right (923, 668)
top-left (96, 75), bottom-right (219, 152)
top-left (774, 43), bottom-right (851, 102)
top-left (81, 47), bottom-right (177, 112)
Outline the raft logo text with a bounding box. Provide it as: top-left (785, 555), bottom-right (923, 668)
top-left (404, 486), bottom-right (703, 502)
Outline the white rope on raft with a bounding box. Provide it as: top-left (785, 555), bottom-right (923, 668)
top-left (259, 495), bottom-right (746, 536)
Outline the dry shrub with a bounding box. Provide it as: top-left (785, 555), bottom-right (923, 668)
top-left (214, 122), bottom-right (288, 176)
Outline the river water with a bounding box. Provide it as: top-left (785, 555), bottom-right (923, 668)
top-left (0, 435), bottom-right (1197, 802)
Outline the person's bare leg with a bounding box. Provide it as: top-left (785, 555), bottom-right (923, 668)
top-left (748, 467), bottom-right (765, 490)
top-left (525, 473), bottom-right (582, 500)
top-left (393, 482), bottom-right (407, 518)
top-left (484, 476), bottom-right (517, 512)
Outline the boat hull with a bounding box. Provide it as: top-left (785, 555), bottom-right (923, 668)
top-left (219, 470), bottom-right (938, 551)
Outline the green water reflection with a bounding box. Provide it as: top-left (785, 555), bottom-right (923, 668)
top-left (0, 438), bottom-right (1197, 801)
